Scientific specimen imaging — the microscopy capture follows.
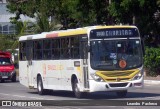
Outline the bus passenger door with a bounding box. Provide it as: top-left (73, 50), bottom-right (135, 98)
top-left (81, 40), bottom-right (89, 89)
top-left (26, 40), bottom-right (33, 87)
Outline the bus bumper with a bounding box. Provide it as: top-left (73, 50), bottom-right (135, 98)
top-left (88, 77), bottom-right (144, 92)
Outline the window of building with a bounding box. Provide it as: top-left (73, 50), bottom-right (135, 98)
top-left (9, 25), bottom-right (15, 34)
top-left (3, 25), bottom-right (8, 34)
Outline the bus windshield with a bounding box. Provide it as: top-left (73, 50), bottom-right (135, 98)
top-left (90, 39), bottom-right (143, 70)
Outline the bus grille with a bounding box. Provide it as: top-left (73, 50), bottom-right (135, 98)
top-left (0, 72), bottom-right (11, 76)
top-left (101, 71), bottom-right (133, 77)
top-left (109, 83), bottom-right (128, 87)
top-left (96, 70), bottom-right (139, 82)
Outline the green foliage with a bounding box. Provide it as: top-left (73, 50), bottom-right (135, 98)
top-left (108, 0), bottom-right (159, 35)
top-left (6, 0), bottom-right (160, 34)
top-left (144, 47), bottom-right (160, 76)
top-left (0, 34), bottom-right (15, 51)
top-left (158, 0), bottom-right (160, 6)
top-left (7, 0), bottom-right (59, 33)
top-left (7, 0), bottom-right (111, 30)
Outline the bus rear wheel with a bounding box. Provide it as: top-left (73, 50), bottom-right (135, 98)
top-left (37, 76), bottom-right (45, 95)
top-left (73, 79), bottom-right (83, 98)
top-left (116, 90), bottom-right (127, 97)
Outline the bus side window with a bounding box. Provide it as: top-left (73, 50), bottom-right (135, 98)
top-left (60, 38), bottom-right (70, 59)
top-left (43, 39), bottom-right (51, 59)
top-left (71, 37), bottom-right (80, 59)
top-left (52, 39), bottom-right (60, 59)
top-left (34, 40), bottom-right (43, 60)
top-left (20, 42), bottom-right (27, 61)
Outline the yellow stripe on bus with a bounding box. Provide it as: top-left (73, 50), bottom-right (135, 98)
top-left (96, 69), bottom-right (139, 82)
top-left (58, 29), bottom-right (87, 37)
top-left (96, 25), bottom-right (137, 29)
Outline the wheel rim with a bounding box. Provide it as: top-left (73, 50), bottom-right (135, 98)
top-left (38, 80), bottom-right (42, 92)
top-left (74, 81), bottom-right (81, 98)
top-left (75, 83), bottom-right (79, 93)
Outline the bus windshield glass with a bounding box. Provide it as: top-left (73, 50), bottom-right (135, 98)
top-left (90, 39), bottom-right (143, 70)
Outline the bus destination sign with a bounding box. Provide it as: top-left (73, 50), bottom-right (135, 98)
top-left (90, 28), bottom-right (139, 39)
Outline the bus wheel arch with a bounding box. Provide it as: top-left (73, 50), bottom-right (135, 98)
top-left (71, 74), bottom-right (77, 89)
top-left (37, 74), bottom-right (45, 95)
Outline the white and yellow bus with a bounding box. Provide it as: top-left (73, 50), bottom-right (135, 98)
top-left (19, 25), bottom-right (144, 98)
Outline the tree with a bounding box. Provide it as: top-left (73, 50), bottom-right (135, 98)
top-left (108, 0), bottom-right (159, 36)
top-left (158, 0), bottom-right (160, 6)
top-left (74, 0), bottom-right (111, 26)
top-left (11, 21), bottom-right (29, 49)
top-left (0, 34), bottom-right (15, 51)
top-left (7, 0), bottom-right (60, 33)
top-left (7, 0), bottom-right (112, 30)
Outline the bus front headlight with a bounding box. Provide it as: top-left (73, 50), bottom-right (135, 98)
top-left (132, 70), bottom-right (143, 80)
top-left (91, 74), bottom-right (104, 82)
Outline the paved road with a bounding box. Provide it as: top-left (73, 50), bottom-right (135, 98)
top-left (0, 81), bottom-right (160, 109)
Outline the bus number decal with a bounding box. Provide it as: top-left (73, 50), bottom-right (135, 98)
top-left (48, 65), bottom-right (64, 70)
top-left (43, 63), bottom-right (46, 76)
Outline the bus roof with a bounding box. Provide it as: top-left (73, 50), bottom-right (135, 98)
top-left (19, 25), bottom-right (137, 41)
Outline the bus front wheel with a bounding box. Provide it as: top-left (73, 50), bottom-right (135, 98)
top-left (73, 79), bottom-right (83, 98)
top-left (37, 76), bottom-right (45, 95)
top-left (116, 90), bottom-right (127, 97)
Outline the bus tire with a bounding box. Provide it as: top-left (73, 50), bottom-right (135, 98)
top-left (73, 79), bottom-right (83, 98)
top-left (37, 76), bottom-right (45, 95)
top-left (116, 90), bottom-right (127, 97)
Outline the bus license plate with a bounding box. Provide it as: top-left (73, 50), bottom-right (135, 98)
top-left (2, 76), bottom-right (8, 79)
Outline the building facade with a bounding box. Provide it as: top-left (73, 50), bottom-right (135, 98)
top-left (0, 0), bottom-right (16, 34)
top-left (0, 0), bottom-right (35, 35)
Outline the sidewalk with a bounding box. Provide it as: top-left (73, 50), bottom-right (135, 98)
top-left (144, 76), bottom-right (160, 85)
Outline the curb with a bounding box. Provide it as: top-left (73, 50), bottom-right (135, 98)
top-left (144, 80), bottom-right (160, 85)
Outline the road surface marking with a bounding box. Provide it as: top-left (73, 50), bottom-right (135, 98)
top-left (145, 97), bottom-right (156, 99)
top-left (0, 93), bottom-right (46, 100)
top-left (0, 92), bottom-right (57, 100)
top-left (29, 97), bottom-right (45, 100)
top-left (0, 93), bottom-right (9, 96)
top-left (12, 95), bottom-right (26, 98)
